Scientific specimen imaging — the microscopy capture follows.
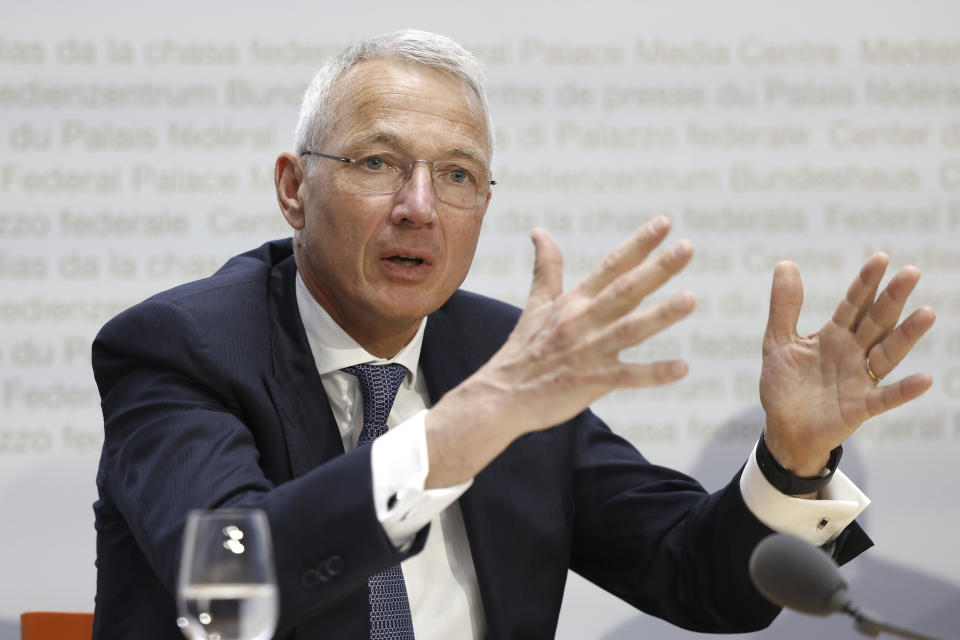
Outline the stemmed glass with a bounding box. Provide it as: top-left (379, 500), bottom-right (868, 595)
top-left (176, 509), bottom-right (279, 640)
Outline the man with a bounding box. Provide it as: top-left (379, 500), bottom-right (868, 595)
top-left (92, 30), bottom-right (935, 639)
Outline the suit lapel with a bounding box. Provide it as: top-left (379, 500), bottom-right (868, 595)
top-left (262, 273), bottom-right (524, 633)
top-left (264, 254), bottom-right (345, 478)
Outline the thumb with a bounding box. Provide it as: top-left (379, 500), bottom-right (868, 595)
top-left (764, 261), bottom-right (803, 352)
top-left (527, 227), bottom-right (563, 308)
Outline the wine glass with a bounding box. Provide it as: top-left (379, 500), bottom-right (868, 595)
top-left (176, 509), bottom-right (279, 640)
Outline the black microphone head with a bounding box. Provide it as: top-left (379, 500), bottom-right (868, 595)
top-left (749, 533), bottom-right (851, 616)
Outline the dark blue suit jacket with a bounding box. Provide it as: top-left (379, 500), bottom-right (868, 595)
top-left (92, 239), bottom-right (866, 639)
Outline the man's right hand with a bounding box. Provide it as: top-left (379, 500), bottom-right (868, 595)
top-left (425, 216), bottom-right (695, 488)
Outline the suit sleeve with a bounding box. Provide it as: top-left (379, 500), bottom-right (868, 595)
top-left (93, 298), bottom-right (426, 634)
top-left (562, 410), bottom-right (871, 633)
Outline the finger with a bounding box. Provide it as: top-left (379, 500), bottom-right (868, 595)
top-left (865, 306), bottom-right (936, 379)
top-left (763, 261), bottom-right (803, 352)
top-left (865, 372), bottom-right (934, 417)
top-left (595, 291), bottom-right (695, 352)
top-left (854, 265), bottom-right (921, 349)
top-left (526, 227), bottom-right (563, 309)
top-left (578, 216), bottom-right (672, 297)
top-left (603, 359), bottom-right (689, 389)
top-left (831, 253), bottom-right (888, 330)
top-left (590, 240), bottom-right (694, 324)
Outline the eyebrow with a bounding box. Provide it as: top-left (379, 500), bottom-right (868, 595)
top-left (445, 147), bottom-right (488, 168)
top-left (347, 132), bottom-right (489, 168)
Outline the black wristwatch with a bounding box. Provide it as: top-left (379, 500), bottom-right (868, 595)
top-left (755, 433), bottom-right (843, 495)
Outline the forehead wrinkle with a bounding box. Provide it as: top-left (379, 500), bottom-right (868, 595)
top-left (349, 131), bottom-right (401, 149)
top-left (343, 82), bottom-right (485, 131)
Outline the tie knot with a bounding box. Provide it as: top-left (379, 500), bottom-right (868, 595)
top-left (341, 363), bottom-right (408, 447)
top-left (343, 362), bottom-right (408, 399)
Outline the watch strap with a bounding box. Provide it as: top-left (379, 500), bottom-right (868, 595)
top-left (755, 434), bottom-right (843, 495)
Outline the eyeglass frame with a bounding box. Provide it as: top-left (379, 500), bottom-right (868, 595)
top-left (300, 149), bottom-right (496, 209)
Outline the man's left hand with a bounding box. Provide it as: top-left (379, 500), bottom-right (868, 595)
top-left (759, 253), bottom-right (936, 478)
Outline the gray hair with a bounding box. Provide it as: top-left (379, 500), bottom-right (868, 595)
top-left (293, 29), bottom-right (494, 162)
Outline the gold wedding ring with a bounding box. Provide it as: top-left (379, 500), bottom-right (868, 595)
top-left (865, 357), bottom-right (882, 383)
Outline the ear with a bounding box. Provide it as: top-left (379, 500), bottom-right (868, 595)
top-left (275, 151), bottom-right (306, 230)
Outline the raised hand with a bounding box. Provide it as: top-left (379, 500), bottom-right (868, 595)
top-left (483, 218), bottom-right (695, 430)
top-left (426, 216), bottom-right (695, 487)
top-left (759, 254), bottom-right (936, 476)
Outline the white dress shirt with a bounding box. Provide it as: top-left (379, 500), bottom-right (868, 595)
top-left (294, 273), bottom-right (870, 637)
top-left (296, 274), bottom-right (485, 639)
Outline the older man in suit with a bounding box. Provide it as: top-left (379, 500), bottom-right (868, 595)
top-left (92, 30), bottom-right (935, 639)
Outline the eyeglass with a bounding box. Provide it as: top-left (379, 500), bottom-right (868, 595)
top-left (301, 149), bottom-right (496, 209)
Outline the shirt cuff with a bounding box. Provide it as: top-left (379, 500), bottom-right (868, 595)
top-left (740, 441), bottom-right (871, 546)
top-left (370, 409), bottom-right (473, 548)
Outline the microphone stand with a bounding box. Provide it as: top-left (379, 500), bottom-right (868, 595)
top-left (841, 602), bottom-right (954, 640)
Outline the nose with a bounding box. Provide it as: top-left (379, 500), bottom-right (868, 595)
top-left (390, 161), bottom-right (436, 227)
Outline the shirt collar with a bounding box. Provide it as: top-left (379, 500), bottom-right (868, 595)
top-left (295, 271), bottom-right (425, 384)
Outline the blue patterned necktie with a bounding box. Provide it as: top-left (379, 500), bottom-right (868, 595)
top-left (342, 363), bottom-right (416, 639)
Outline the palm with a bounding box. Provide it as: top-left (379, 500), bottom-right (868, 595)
top-left (758, 256), bottom-right (935, 474)
top-left (761, 324), bottom-right (874, 454)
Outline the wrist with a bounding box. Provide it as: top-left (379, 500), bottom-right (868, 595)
top-left (761, 425), bottom-right (831, 477)
top-left (423, 380), bottom-right (515, 489)
top-left (756, 432), bottom-right (843, 496)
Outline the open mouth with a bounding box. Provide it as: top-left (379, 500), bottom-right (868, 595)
top-left (387, 255), bottom-right (425, 267)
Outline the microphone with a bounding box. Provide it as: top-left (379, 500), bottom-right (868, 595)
top-left (749, 532), bottom-right (851, 616)
top-left (749, 533), bottom-right (954, 640)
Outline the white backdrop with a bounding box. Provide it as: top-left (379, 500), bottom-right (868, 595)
top-left (1, 2), bottom-right (958, 638)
